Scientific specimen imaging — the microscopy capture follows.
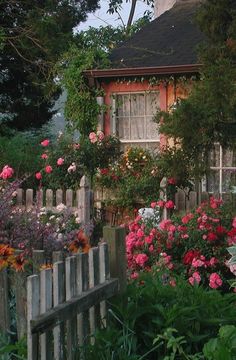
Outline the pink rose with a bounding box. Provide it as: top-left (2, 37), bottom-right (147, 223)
top-left (167, 177), bottom-right (176, 185)
top-left (45, 165), bottom-right (52, 174)
top-left (0, 165), bottom-right (14, 179)
top-left (165, 200), bottom-right (175, 209)
top-left (157, 200), bottom-right (165, 208)
top-left (209, 273), bottom-right (222, 289)
top-left (89, 132), bottom-right (97, 143)
top-left (41, 139), bottom-right (50, 147)
top-left (41, 153), bottom-right (48, 159)
top-left (135, 253), bottom-right (148, 267)
top-left (57, 158), bottom-right (64, 166)
top-left (150, 202), bottom-right (157, 208)
top-left (35, 172), bottom-right (42, 180)
top-left (189, 271), bottom-right (201, 286)
top-left (97, 131), bottom-right (105, 141)
top-left (131, 272), bottom-right (139, 280)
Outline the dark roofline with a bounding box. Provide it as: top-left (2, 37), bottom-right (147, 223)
top-left (84, 64), bottom-right (202, 79)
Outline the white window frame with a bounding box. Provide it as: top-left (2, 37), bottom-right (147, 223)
top-left (111, 91), bottom-right (160, 146)
top-left (203, 145), bottom-right (236, 193)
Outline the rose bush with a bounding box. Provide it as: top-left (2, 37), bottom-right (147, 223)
top-left (96, 147), bottom-right (163, 209)
top-left (126, 196), bottom-right (236, 291)
top-left (35, 131), bottom-right (120, 189)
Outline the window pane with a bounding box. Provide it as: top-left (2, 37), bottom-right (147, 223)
top-left (208, 145), bottom-right (220, 167)
top-left (206, 170), bottom-right (220, 193)
top-left (222, 169), bottom-right (236, 192)
top-left (116, 95), bottom-right (130, 117)
top-left (146, 92), bottom-right (160, 115)
top-left (130, 94), bottom-right (145, 116)
top-left (222, 148), bottom-right (236, 167)
top-left (130, 117), bottom-right (144, 139)
top-left (117, 117), bottom-right (130, 139)
top-left (146, 116), bottom-right (159, 139)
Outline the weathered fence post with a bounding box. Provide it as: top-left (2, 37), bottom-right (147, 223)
top-left (103, 226), bottom-right (126, 293)
top-left (160, 177), bottom-right (168, 220)
top-left (78, 176), bottom-right (90, 224)
top-left (0, 270), bottom-right (10, 335)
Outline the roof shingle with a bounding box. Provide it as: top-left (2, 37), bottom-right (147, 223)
top-left (110, 0), bottom-right (205, 69)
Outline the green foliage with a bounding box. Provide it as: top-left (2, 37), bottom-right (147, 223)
top-left (96, 147), bottom-right (161, 209)
top-left (203, 325), bottom-right (236, 360)
top-left (0, 333), bottom-right (27, 360)
top-left (155, 0), bottom-right (236, 179)
top-left (82, 273), bottom-right (236, 359)
top-left (36, 131), bottom-right (121, 190)
top-left (58, 45), bottom-right (109, 135)
top-left (59, 14), bottom-right (151, 135)
top-left (0, 0), bottom-right (100, 132)
top-left (0, 132), bottom-right (42, 187)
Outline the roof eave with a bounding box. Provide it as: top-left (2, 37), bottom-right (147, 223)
top-left (84, 64), bottom-right (202, 79)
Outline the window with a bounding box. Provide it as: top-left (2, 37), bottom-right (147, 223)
top-left (204, 144), bottom-right (236, 193)
top-left (112, 92), bottom-right (160, 151)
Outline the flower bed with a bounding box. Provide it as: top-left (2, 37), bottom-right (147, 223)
top-left (126, 196), bottom-right (236, 291)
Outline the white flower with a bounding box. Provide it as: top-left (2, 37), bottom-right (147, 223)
top-left (75, 216), bottom-right (81, 224)
top-left (56, 203), bottom-right (67, 212)
top-left (67, 162), bottom-right (76, 173)
top-left (49, 215), bottom-right (55, 220)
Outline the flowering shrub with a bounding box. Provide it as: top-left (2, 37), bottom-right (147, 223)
top-left (35, 131), bottom-right (120, 189)
top-left (0, 172), bottom-right (91, 272)
top-left (96, 147), bottom-right (162, 209)
top-left (126, 196), bottom-right (236, 291)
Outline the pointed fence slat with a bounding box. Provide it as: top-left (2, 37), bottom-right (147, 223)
top-left (53, 261), bottom-right (66, 360)
top-left (36, 189), bottom-right (43, 209)
top-left (56, 189), bottom-right (63, 207)
top-left (65, 256), bottom-right (77, 360)
top-left (27, 275), bottom-right (40, 360)
top-left (40, 269), bottom-right (53, 360)
top-left (46, 189), bottom-right (53, 208)
top-left (26, 189), bottom-right (34, 209)
top-left (99, 243), bottom-right (110, 326)
top-left (76, 253), bottom-right (90, 348)
top-left (66, 189), bottom-right (73, 208)
top-left (16, 188), bottom-right (23, 206)
top-left (89, 247), bottom-right (100, 340)
top-left (0, 270), bottom-right (10, 334)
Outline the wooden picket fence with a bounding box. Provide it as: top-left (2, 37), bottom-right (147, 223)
top-left (15, 175), bottom-right (91, 224)
top-left (0, 227), bottom-right (126, 360)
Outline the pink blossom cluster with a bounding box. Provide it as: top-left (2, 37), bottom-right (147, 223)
top-left (35, 139), bottom-right (69, 180)
top-left (151, 200), bottom-right (175, 209)
top-left (125, 197), bottom-right (236, 291)
top-left (0, 165), bottom-right (14, 180)
top-left (89, 131), bottom-right (105, 144)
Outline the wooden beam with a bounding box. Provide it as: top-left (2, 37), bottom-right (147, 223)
top-left (30, 279), bottom-right (118, 335)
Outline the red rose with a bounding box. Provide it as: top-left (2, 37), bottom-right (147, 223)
top-left (207, 232), bottom-right (218, 242)
top-left (183, 250), bottom-right (201, 265)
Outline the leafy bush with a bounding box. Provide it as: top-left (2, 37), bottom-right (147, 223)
top-left (0, 333), bottom-right (26, 360)
top-left (0, 132), bottom-right (42, 188)
top-left (82, 273), bottom-right (236, 359)
top-left (35, 131), bottom-right (120, 190)
top-left (126, 196), bottom-right (236, 291)
top-left (203, 325), bottom-right (236, 360)
top-left (96, 147), bottom-right (162, 209)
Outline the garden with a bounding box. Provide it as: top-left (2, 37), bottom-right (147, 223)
top-left (1, 0), bottom-right (236, 359)
top-left (0, 129), bottom-right (236, 359)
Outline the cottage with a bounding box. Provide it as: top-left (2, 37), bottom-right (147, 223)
top-left (85, 0), bottom-right (236, 193)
